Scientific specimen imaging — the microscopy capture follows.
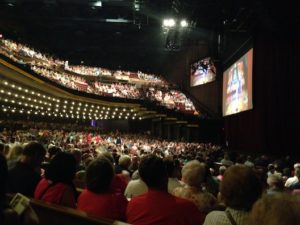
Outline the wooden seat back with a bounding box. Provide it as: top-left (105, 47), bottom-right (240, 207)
top-left (30, 198), bottom-right (130, 225)
top-left (7, 194), bottom-right (130, 225)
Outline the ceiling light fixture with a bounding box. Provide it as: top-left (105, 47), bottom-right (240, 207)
top-left (93, 1), bottom-right (102, 7)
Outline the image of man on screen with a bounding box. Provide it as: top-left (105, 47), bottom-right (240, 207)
top-left (225, 61), bottom-right (248, 115)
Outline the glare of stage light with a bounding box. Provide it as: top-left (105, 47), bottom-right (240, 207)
top-left (94, 1), bottom-right (102, 7)
top-left (180, 20), bottom-right (188, 27)
top-left (163, 19), bottom-right (176, 27)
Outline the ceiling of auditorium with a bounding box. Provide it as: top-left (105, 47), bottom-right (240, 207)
top-left (0, 0), bottom-right (299, 74)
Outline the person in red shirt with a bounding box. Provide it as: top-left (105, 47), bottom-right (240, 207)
top-left (34, 152), bottom-right (77, 208)
top-left (126, 154), bottom-right (205, 225)
top-left (98, 151), bottom-right (128, 194)
top-left (77, 157), bottom-right (128, 221)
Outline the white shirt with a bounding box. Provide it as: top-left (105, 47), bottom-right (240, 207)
top-left (285, 176), bottom-right (299, 187)
top-left (124, 179), bottom-right (148, 199)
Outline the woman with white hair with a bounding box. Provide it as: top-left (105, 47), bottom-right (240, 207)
top-left (173, 160), bottom-right (216, 214)
top-left (249, 194), bottom-right (300, 225)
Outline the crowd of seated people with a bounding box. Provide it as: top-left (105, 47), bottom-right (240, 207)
top-left (0, 38), bottom-right (164, 85)
top-left (31, 66), bottom-right (89, 92)
top-left (1, 121), bottom-right (300, 224)
top-left (94, 82), bottom-right (141, 99)
top-left (65, 62), bottom-right (165, 87)
top-left (145, 87), bottom-right (198, 113)
top-left (64, 61), bottom-right (105, 76)
top-left (137, 71), bottom-right (162, 82)
top-left (0, 37), bottom-right (199, 115)
top-left (0, 39), bottom-right (64, 69)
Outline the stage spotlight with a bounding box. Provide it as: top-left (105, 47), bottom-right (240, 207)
top-left (163, 19), bottom-right (176, 28)
top-left (93, 1), bottom-right (102, 7)
top-left (180, 20), bottom-right (188, 28)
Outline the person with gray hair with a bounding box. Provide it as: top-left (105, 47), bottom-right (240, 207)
top-left (173, 160), bottom-right (216, 214)
top-left (116, 155), bottom-right (131, 175)
top-left (249, 194), bottom-right (300, 225)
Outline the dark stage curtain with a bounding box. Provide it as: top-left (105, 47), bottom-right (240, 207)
top-left (224, 32), bottom-right (300, 156)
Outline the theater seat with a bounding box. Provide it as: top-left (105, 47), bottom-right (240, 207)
top-left (7, 194), bottom-right (130, 225)
top-left (30, 198), bottom-right (130, 225)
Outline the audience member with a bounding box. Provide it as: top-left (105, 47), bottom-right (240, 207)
top-left (289, 167), bottom-right (300, 191)
top-left (124, 171), bottom-right (148, 199)
top-left (98, 151), bottom-right (128, 194)
top-left (115, 155), bottom-right (132, 180)
top-left (216, 166), bottom-right (226, 182)
top-left (284, 163), bottom-right (300, 187)
top-left (249, 194), bottom-right (300, 225)
top-left (203, 165), bottom-right (262, 225)
top-left (71, 149), bottom-right (85, 171)
top-left (0, 153), bottom-right (39, 225)
top-left (6, 144), bottom-right (23, 170)
top-left (164, 158), bottom-right (183, 194)
top-left (266, 174), bottom-right (284, 195)
top-left (77, 157), bottom-right (128, 220)
top-left (34, 152), bottom-right (77, 208)
top-left (126, 154), bottom-right (205, 225)
top-left (128, 155), bottom-right (139, 175)
top-left (220, 153), bottom-right (233, 167)
top-left (281, 167), bottom-right (291, 184)
top-left (174, 160), bottom-right (216, 213)
top-left (7, 142), bottom-right (46, 197)
top-left (47, 146), bottom-right (62, 161)
top-left (203, 164), bottom-right (219, 197)
top-left (244, 155), bottom-right (254, 168)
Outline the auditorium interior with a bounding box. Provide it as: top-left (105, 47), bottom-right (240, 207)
top-left (0, 0), bottom-right (300, 225)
